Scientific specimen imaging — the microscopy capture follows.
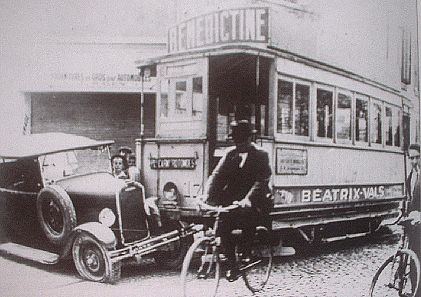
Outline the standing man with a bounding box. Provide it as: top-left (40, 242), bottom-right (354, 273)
top-left (407, 143), bottom-right (420, 295)
top-left (201, 120), bottom-right (273, 281)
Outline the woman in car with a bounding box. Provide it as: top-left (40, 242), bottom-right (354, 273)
top-left (111, 154), bottom-right (128, 179)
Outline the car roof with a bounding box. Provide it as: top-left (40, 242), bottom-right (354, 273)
top-left (0, 133), bottom-right (115, 159)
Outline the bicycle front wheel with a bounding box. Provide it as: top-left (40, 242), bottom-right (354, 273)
top-left (181, 237), bottom-right (221, 297)
top-left (240, 241), bottom-right (273, 293)
top-left (369, 249), bottom-right (420, 297)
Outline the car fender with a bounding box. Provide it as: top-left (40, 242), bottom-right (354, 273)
top-left (73, 222), bottom-right (117, 249)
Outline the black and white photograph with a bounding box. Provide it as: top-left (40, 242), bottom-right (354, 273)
top-left (0, 1), bottom-right (420, 296)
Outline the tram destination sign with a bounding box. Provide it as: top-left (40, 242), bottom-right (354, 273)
top-left (168, 7), bottom-right (269, 53)
top-left (150, 157), bottom-right (197, 170)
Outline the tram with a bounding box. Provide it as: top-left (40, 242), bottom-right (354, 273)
top-left (135, 3), bottom-right (418, 245)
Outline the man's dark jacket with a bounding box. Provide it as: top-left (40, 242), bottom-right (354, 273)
top-left (406, 169), bottom-right (420, 213)
top-left (204, 143), bottom-right (272, 212)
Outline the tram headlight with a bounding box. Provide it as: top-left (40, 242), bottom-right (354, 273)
top-left (98, 208), bottom-right (116, 227)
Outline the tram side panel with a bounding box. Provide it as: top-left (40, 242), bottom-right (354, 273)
top-left (141, 138), bottom-right (404, 239)
top-left (270, 143), bottom-right (405, 240)
top-left (271, 145), bottom-right (404, 186)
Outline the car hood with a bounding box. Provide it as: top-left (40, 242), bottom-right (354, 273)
top-left (55, 172), bottom-right (125, 200)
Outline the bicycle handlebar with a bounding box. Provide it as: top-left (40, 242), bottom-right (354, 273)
top-left (197, 203), bottom-right (239, 215)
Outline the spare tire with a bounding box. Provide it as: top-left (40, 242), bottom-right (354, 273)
top-left (36, 185), bottom-right (77, 245)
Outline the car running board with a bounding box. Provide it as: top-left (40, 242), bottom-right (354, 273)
top-left (0, 242), bottom-right (60, 264)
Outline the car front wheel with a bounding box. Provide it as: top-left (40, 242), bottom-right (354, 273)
top-left (72, 232), bottom-right (121, 283)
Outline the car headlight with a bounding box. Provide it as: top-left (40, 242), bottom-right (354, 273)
top-left (98, 208), bottom-right (116, 227)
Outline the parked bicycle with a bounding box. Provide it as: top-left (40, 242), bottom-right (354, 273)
top-left (369, 217), bottom-right (420, 297)
top-left (180, 204), bottom-right (273, 297)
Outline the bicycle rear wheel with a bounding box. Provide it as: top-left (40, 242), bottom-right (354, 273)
top-left (369, 249), bottom-right (420, 297)
top-left (240, 237), bottom-right (273, 293)
top-left (181, 237), bottom-right (221, 297)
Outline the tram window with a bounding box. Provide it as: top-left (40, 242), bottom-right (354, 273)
top-left (316, 89), bottom-right (333, 139)
top-left (277, 80), bottom-right (293, 134)
top-left (277, 80), bottom-right (309, 137)
top-left (393, 107), bottom-right (401, 147)
top-left (371, 101), bottom-right (382, 144)
top-left (175, 80), bottom-right (187, 115)
top-left (295, 84), bottom-right (309, 136)
top-left (385, 106), bottom-right (401, 147)
top-left (355, 98), bottom-right (368, 142)
top-left (336, 93), bottom-right (352, 141)
top-left (385, 106), bottom-right (393, 146)
top-left (160, 79), bottom-right (169, 117)
top-left (192, 77), bottom-right (203, 116)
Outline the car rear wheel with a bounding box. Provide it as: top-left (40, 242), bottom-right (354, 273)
top-left (36, 185), bottom-right (76, 245)
top-left (72, 232), bottom-right (121, 283)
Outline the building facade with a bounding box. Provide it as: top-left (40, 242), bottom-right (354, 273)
top-left (13, 1), bottom-right (172, 154)
top-left (13, 0), bottom-right (419, 153)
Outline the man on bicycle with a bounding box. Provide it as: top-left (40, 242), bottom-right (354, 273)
top-left (201, 119), bottom-right (273, 281)
top-left (407, 143), bottom-right (420, 295)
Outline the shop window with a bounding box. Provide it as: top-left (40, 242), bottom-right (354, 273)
top-left (336, 93), bottom-right (352, 141)
top-left (277, 80), bottom-right (293, 134)
top-left (371, 100), bottom-right (382, 144)
top-left (355, 97), bottom-right (368, 142)
top-left (295, 84), bottom-right (310, 136)
top-left (316, 88), bottom-right (333, 139)
top-left (192, 76), bottom-right (203, 116)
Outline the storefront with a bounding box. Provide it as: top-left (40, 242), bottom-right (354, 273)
top-left (23, 39), bottom-right (165, 155)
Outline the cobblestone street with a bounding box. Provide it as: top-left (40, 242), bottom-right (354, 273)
top-left (183, 226), bottom-right (400, 297)
top-left (0, 225), bottom-right (401, 297)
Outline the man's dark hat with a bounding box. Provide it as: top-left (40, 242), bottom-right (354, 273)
top-left (230, 120), bottom-right (252, 137)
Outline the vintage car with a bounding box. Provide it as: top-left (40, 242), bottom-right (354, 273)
top-left (0, 133), bottom-right (196, 283)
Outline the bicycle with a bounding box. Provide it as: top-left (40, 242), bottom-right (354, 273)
top-left (369, 217), bottom-right (420, 297)
top-left (180, 204), bottom-right (273, 297)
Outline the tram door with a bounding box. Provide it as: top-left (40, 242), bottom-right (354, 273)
top-left (207, 54), bottom-right (272, 174)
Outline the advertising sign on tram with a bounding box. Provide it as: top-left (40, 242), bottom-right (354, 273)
top-left (275, 184), bottom-right (404, 205)
top-left (168, 7), bottom-right (269, 53)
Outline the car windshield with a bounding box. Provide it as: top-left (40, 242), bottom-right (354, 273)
top-left (40, 146), bottom-right (112, 183)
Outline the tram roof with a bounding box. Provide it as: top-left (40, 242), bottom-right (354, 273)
top-left (0, 133), bottom-right (114, 159)
top-left (135, 44), bottom-right (275, 68)
top-left (135, 43), bottom-right (401, 96)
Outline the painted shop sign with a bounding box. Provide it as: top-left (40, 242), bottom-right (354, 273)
top-left (275, 183), bottom-right (404, 205)
top-left (46, 72), bottom-right (155, 91)
top-left (51, 73), bottom-right (142, 82)
top-left (168, 7), bottom-right (269, 53)
top-left (150, 157), bottom-right (197, 169)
